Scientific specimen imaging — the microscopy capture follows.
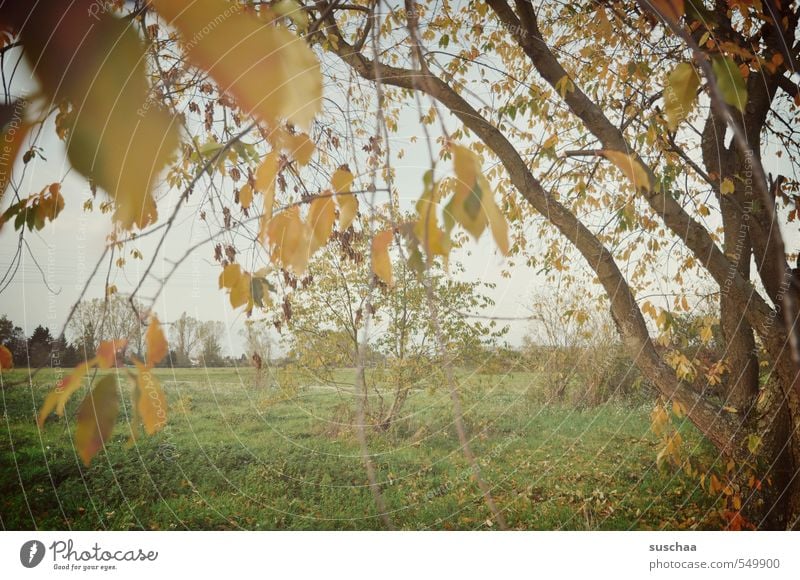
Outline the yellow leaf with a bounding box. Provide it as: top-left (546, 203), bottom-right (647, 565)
top-left (218, 263), bottom-right (253, 309)
top-left (602, 150), bottom-right (652, 192)
top-left (449, 145), bottom-right (488, 239)
top-left (281, 132), bottom-right (315, 165)
top-left (152, 0), bottom-right (321, 129)
top-left (239, 184), bottom-right (253, 209)
top-left (308, 195), bottom-right (335, 254)
top-left (447, 146), bottom-right (509, 255)
top-left (555, 75), bottom-right (575, 98)
top-left (481, 176), bottom-right (510, 256)
top-left (414, 174), bottom-right (451, 260)
top-left (134, 361), bottom-right (167, 435)
top-left (267, 207), bottom-right (311, 273)
top-left (332, 166), bottom-right (358, 230)
top-left (664, 62), bottom-right (699, 130)
top-left (229, 270), bottom-right (252, 309)
top-left (255, 152), bottom-right (280, 243)
top-left (672, 399), bottom-right (686, 418)
top-left (219, 263), bottom-right (242, 289)
top-left (372, 229), bottom-right (394, 286)
top-left (145, 315), bottom-right (168, 367)
top-left (75, 375), bottom-right (120, 466)
top-left (452, 145), bottom-right (481, 199)
top-left (720, 178), bottom-right (735, 195)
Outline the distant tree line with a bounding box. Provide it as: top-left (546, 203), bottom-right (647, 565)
top-left (0, 297), bottom-right (237, 369)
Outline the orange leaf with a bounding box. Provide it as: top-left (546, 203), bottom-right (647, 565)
top-left (74, 375), bottom-right (120, 466)
top-left (0, 345), bottom-right (12, 371)
top-left (145, 316), bottom-right (168, 367)
top-left (267, 207), bottom-right (310, 273)
top-left (133, 361), bottom-right (167, 435)
top-left (95, 339), bottom-right (127, 369)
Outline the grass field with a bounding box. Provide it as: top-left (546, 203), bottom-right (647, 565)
top-left (0, 367), bottom-right (722, 530)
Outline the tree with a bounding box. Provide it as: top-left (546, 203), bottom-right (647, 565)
top-left (374, 259), bottom-right (506, 428)
top-left (0, 315), bottom-right (26, 366)
top-left (170, 313), bottom-right (202, 367)
top-left (68, 295), bottom-right (146, 358)
top-left (298, 0), bottom-right (800, 528)
top-left (198, 321), bottom-right (226, 367)
top-left (27, 325), bottom-right (53, 368)
top-left (5, 0), bottom-right (800, 528)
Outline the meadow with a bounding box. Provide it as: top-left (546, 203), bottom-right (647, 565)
top-left (0, 367), bottom-right (721, 530)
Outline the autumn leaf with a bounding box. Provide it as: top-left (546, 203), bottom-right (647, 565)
top-left (58, 16), bottom-right (178, 230)
top-left (267, 207), bottom-right (311, 273)
top-left (712, 57), bottom-right (747, 113)
top-left (720, 177), bottom-right (735, 195)
top-left (279, 131), bottom-right (315, 165)
top-left (219, 263), bottom-right (243, 289)
top-left (152, 0), bottom-right (321, 129)
top-left (414, 171), bottom-right (451, 260)
top-left (256, 152), bottom-right (279, 242)
top-left (133, 361), bottom-right (167, 435)
top-left (219, 263), bottom-right (253, 309)
top-left (75, 375), bottom-right (120, 466)
top-left (664, 62), bottom-right (699, 130)
top-left (372, 229), bottom-right (395, 286)
top-left (332, 166), bottom-right (358, 230)
top-left (602, 150), bottom-right (652, 192)
top-left (51, 364), bottom-right (91, 418)
top-left (239, 184), bottom-right (253, 209)
top-left (0, 345), bottom-right (12, 371)
top-left (39, 337), bottom-right (127, 424)
top-left (95, 339), bottom-right (127, 369)
top-left (230, 270), bottom-right (252, 309)
top-left (145, 315), bottom-right (168, 367)
top-left (481, 175), bottom-right (510, 256)
top-left (446, 145), bottom-right (510, 254)
top-left (308, 196), bottom-right (335, 254)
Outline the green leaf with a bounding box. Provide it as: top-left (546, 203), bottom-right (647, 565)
top-left (664, 62), bottom-right (700, 130)
top-left (747, 434), bottom-right (762, 454)
top-left (75, 375), bottom-right (120, 466)
top-left (712, 57), bottom-right (747, 112)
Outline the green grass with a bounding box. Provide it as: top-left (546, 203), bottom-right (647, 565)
top-left (0, 367), bottom-right (720, 530)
